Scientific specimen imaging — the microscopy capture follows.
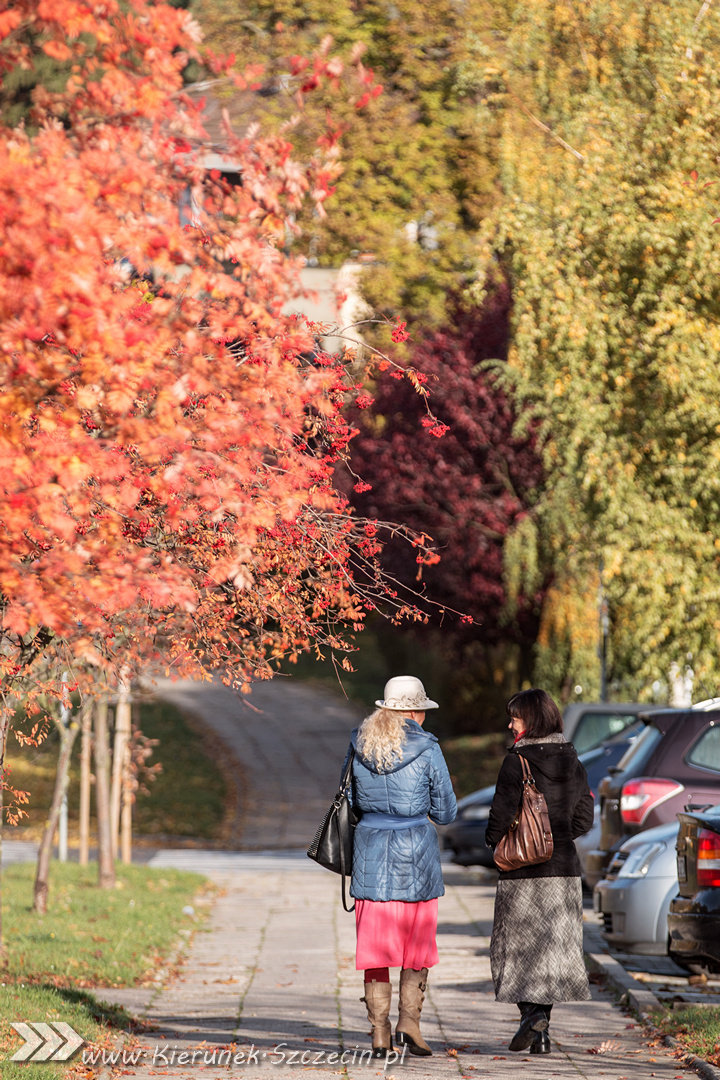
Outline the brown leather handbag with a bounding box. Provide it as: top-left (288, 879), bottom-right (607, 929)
top-left (493, 755), bottom-right (554, 872)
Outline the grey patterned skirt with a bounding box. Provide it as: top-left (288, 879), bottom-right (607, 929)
top-left (490, 876), bottom-right (591, 1003)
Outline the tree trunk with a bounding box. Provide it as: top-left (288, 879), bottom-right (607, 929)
top-left (112, 679), bottom-right (132, 863)
top-left (110, 706), bottom-right (122, 859)
top-left (79, 705), bottom-right (92, 866)
top-left (121, 734), bottom-right (132, 865)
top-left (0, 710), bottom-right (9, 959)
top-left (33, 707), bottom-right (82, 915)
top-left (94, 701), bottom-right (115, 890)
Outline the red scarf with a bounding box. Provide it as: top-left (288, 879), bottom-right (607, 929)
top-left (513, 730), bottom-right (527, 744)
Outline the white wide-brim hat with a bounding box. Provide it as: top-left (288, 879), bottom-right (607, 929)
top-left (375, 675), bottom-right (439, 711)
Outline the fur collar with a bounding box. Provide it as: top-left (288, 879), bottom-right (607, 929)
top-left (514, 732), bottom-right (567, 748)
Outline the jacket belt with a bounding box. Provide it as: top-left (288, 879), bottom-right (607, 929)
top-left (357, 812), bottom-right (428, 830)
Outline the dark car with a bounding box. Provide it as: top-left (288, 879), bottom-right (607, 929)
top-left (668, 802), bottom-right (720, 973)
top-left (442, 728), bottom-right (641, 869)
top-left (562, 703), bottom-right (662, 755)
top-left (585, 704), bottom-right (720, 890)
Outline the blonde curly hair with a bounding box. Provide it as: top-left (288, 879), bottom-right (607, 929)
top-left (357, 707), bottom-right (412, 772)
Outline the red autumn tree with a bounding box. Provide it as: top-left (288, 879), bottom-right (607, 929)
top-left (0, 1), bottom-right (434, 790)
top-left (348, 285), bottom-right (544, 644)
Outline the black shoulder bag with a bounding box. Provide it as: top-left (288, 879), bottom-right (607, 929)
top-left (307, 748), bottom-right (359, 912)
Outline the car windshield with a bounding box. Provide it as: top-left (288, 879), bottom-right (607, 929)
top-left (571, 711), bottom-right (645, 754)
top-left (614, 722), bottom-right (663, 774)
top-left (686, 725), bottom-right (720, 773)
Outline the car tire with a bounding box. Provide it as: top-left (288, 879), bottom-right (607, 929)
top-left (670, 955), bottom-right (712, 976)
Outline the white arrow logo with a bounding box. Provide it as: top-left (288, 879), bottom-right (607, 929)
top-left (10, 1021), bottom-right (84, 1062)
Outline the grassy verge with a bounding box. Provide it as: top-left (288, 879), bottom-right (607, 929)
top-left (0, 984), bottom-right (129, 1080)
top-left (6, 699), bottom-right (229, 842)
top-left (2, 862), bottom-right (205, 986)
top-left (440, 732), bottom-right (507, 798)
top-left (657, 1006), bottom-right (720, 1066)
top-left (0, 862), bottom-right (206, 1079)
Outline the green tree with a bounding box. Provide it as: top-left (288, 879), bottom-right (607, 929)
top-left (192, 0), bottom-right (510, 326)
top-left (477, 0), bottom-right (720, 698)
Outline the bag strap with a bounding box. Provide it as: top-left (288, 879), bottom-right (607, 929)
top-left (518, 754), bottom-right (535, 785)
top-left (339, 821), bottom-right (355, 913)
top-left (339, 748), bottom-right (355, 913)
top-left (340, 746), bottom-right (355, 793)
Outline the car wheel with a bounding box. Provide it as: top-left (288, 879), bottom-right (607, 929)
top-left (671, 957), bottom-right (712, 976)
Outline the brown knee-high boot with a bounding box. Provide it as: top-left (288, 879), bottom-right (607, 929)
top-left (395, 967), bottom-right (432, 1057)
top-left (361, 981), bottom-right (393, 1058)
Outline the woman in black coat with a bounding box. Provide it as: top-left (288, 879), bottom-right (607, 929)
top-left (485, 688), bottom-right (594, 1055)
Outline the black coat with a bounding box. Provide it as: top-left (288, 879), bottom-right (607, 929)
top-left (485, 737), bottom-right (595, 880)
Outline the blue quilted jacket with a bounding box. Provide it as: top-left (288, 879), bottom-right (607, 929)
top-left (343, 719), bottom-right (457, 902)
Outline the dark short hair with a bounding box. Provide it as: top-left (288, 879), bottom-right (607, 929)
top-left (506, 688), bottom-right (563, 739)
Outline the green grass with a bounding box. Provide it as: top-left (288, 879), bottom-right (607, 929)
top-left (0, 983), bottom-right (128, 1080)
top-left (133, 701), bottom-right (228, 839)
top-left (440, 732), bottom-right (508, 798)
top-left (0, 862), bottom-right (206, 1079)
top-left (6, 699), bottom-right (228, 842)
top-left (1, 862), bottom-right (205, 987)
top-left (658, 1005), bottom-right (720, 1066)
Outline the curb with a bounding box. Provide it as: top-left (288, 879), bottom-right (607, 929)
top-left (584, 929), bottom-right (720, 1080)
top-left (656, 1031), bottom-right (720, 1080)
top-left (584, 948), bottom-right (665, 1016)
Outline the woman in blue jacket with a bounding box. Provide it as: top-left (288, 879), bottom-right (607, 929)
top-left (344, 675), bottom-right (457, 1059)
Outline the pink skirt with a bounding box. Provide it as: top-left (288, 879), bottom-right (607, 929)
top-left (355, 898), bottom-right (439, 970)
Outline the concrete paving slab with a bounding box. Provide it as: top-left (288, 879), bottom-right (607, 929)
top-left (90, 856), bottom-right (703, 1080)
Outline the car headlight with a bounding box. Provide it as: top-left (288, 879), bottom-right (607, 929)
top-left (616, 842), bottom-right (665, 878)
top-left (460, 805), bottom-right (491, 822)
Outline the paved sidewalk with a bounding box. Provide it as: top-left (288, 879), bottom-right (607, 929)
top-left (94, 854), bottom-right (698, 1080)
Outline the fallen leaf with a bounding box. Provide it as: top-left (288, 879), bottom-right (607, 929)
top-left (587, 1040), bottom-right (621, 1055)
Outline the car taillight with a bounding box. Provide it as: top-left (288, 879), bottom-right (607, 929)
top-left (697, 829), bottom-right (720, 887)
top-left (619, 778), bottom-right (684, 825)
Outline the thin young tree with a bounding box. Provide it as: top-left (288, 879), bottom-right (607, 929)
top-left (33, 698), bottom-right (86, 915)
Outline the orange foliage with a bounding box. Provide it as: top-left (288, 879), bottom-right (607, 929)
top-left (0, 0), bottom-right (432, 735)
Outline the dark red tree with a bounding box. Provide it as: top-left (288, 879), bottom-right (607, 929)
top-left (349, 285), bottom-right (544, 644)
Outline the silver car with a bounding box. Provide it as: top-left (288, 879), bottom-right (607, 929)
top-left (593, 821), bottom-right (679, 953)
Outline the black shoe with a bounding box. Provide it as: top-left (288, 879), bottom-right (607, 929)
top-left (395, 1031), bottom-right (432, 1057)
top-left (508, 1010), bottom-right (548, 1053)
top-left (370, 1046), bottom-right (394, 1059)
top-left (529, 1030), bottom-right (551, 1054)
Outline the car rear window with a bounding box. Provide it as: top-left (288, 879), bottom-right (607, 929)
top-left (571, 711), bottom-right (644, 755)
top-left (686, 725), bottom-right (720, 773)
top-left (614, 722), bottom-right (663, 774)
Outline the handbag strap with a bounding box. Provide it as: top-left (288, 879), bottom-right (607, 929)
top-left (341, 746), bottom-right (355, 793)
top-left (518, 754), bottom-right (535, 785)
top-left (339, 748), bottom-right (355, 913)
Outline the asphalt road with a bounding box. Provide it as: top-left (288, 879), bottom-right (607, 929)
top-left (150, 675), bottom-right (363, 851)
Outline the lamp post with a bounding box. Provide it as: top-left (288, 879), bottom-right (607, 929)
top-left (58, 673), bottom-right (70, 862)
top-left (598, 561), bottom-right (609, 702)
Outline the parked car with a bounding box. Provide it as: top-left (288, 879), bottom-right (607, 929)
top-left (586, 701), bottom-right (720, 890)
top-left (593, 821), bottom-right (680, 954)
top-left (563, 703), bottom-right (662, 755)
top-left (575, 802), bottom-right (601, 883)
top-left (443, 726), bottom-right (642, 870)
top-left (668, 802), bottom-right (720, 973)
top-left (442, 784), bottom-right (497, 868)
